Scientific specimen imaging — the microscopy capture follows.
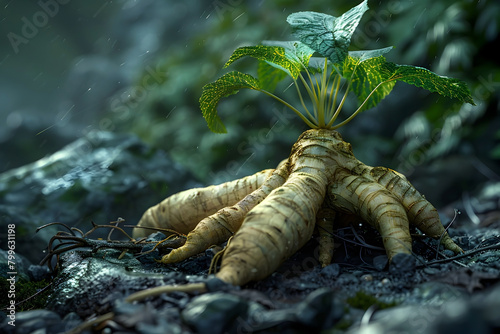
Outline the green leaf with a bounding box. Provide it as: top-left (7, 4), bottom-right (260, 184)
top-left (260, 41), bottom-right (317, 87)
top-left (307, 57), bottom-right (329, 74)
top-left (199, 71), bottom-right (261, 133)
top-left (257, 60), bottom-right (288, 92)
top-left (343, 53), bottom-right (476, 113)
top-left (382, 63), bottom-right (476, 105)
top-left (225, 42), bottom-right (316, 92)
top-left (224, 45), bottom-right (301, 79)
top-left (262, 40), bottom-right (315, 64)
top-left (343, 55), bottom-right (396, 112)
top-left (287, 0), bottom-right (368, 64)
top-left (348, 46), bottom-right (394, 63)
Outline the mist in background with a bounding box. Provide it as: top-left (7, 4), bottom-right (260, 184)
top-left (1, 0), bottom-right (498, 207)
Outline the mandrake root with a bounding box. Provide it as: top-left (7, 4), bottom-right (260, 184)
top-left (133, 129), bottom-right (464, 288)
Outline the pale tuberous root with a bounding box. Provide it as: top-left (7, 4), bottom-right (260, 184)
top-left (133, 168), bottom-right (274, 239)
top-left (132, 129), bottom-right (463, 288)
top-left (214, 129), bottom-right (345, 285)
top-left (158, 160), bottom-right (290, 264)
top-left (316, 205), bottom-right (336, 268)
top-left (326, 165), bottom-right (463, 262)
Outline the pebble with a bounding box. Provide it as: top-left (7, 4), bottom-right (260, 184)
top-left (442, 249), bottom-right (455, 257)
top-left (10, 309), bottom-right (67, 334)
top-left (206, 244), bottom-right (224, 256)
top-left (321, 263), bottom-right (341, 278)
top-left (361, 274), bottom-right (373, 281)
top-left (373, 255), bottom-right (388, 271)
top-left (145, 232), bottom-right (167, 242)
top-left (138, 243), bottom-right (161, 264)
top-left (351, 283), bottom-right (500, 334)
top-left (294, 288), bottom-right (344, 329)
top-left (381, 278), bottom-right (391, 286)
top-left (204, 277), bottom-right (234, 293)
top-left (28, 264), bottom-right (52, 281)
top-left (181, 292), bottom-right (249, 333)
top-left (389, 253), bottom-right (416, 274)
top-left (62, 312), bottom-right (83, 331)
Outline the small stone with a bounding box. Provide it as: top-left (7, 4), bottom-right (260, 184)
top-left (373, 255), bottom-right (389, 271)
top-left (442, 249), bottom-right (455, 257)
top-left (61, 312), bottom-right (82, 330)
top-left (295, 288), bottom-right (343, 329)
top-left (138, 244), bottom-right (160, 264)
top-left (205, 246), bottom-right (223, 257)
top-left (14, 310), bottom-right (61, 334)
top-left (389, 253), bottom-right (416, 274)
top-left (145, 232), bottom-right (167, 242)
top-left (361, 274), bottom-right (373, 281)
top-left (205, 277), bottom-right (234, 293)
top-left (181, 292), bottom-right (249, 333)
top-left (321, 264), bottom-right (341, 278)
top-left (0, 250), bottom-right (31, 281)
top-left (28, 264), bottom-right (51, 281)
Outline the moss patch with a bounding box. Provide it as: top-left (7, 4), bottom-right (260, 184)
top-left (346, 290), bottom-right (398, 311)
top-left (0, 278), bottom-right (52, 312)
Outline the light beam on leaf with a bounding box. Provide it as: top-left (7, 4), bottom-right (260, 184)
top-left (261, 40), bottom-right (315, 67)
top-left (287, 0), bottom-right (369, 64)
top-left (348, 46), bottom-right (394, 63)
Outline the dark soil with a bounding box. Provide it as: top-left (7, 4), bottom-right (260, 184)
top-left (2, 213), bottom-right (499, 334)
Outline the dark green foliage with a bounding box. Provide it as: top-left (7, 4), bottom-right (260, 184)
top-left (99, 0), bottom-right (495, 188)
top-left (199, 1), bottom-right (474, 134)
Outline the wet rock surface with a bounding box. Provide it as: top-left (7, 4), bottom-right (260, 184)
top-left (0, 131), bottom-right (197, 263)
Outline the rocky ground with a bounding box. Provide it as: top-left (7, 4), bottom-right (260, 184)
top-left (1, 217), bottom-right (500, 334)
top-left (1, 132), bottom-right (500, 334)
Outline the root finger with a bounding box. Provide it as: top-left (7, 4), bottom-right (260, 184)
top-left (160, 161), bottom-right (290, 264)
top-left (316, 206), bottom-right (336, 267)
top-left (216, 172), bottom-right (326, 285)
top-left (370, 167), bottom-right (463, 254)
top-left (134, 169), bottom-right (274, 239)
top-left (329, 170), bottom-right (412, 261)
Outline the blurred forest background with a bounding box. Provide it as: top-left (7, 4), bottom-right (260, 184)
top-left (1, 0), bottom-right (499, 209)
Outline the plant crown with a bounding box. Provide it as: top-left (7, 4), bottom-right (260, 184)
top-left (200, 0), bottom-right (475, 133)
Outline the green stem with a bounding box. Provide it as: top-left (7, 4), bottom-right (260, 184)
top-left (317, 58), bottom-right (329, 127)
top-left (301, 68), bottom-right (320, 115)
top-left (331, 81), bottom-right (386, 129)
top-left (325, 72), bottom-right (340, 123)
top-left (326, 58), bottom-right (365, 128)
top-left (294, 76), bottom-right (315, 124)
top-left (258, 89), bottom-right (317, 128)
top-left (326, 80), bottom-right (351, 128)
